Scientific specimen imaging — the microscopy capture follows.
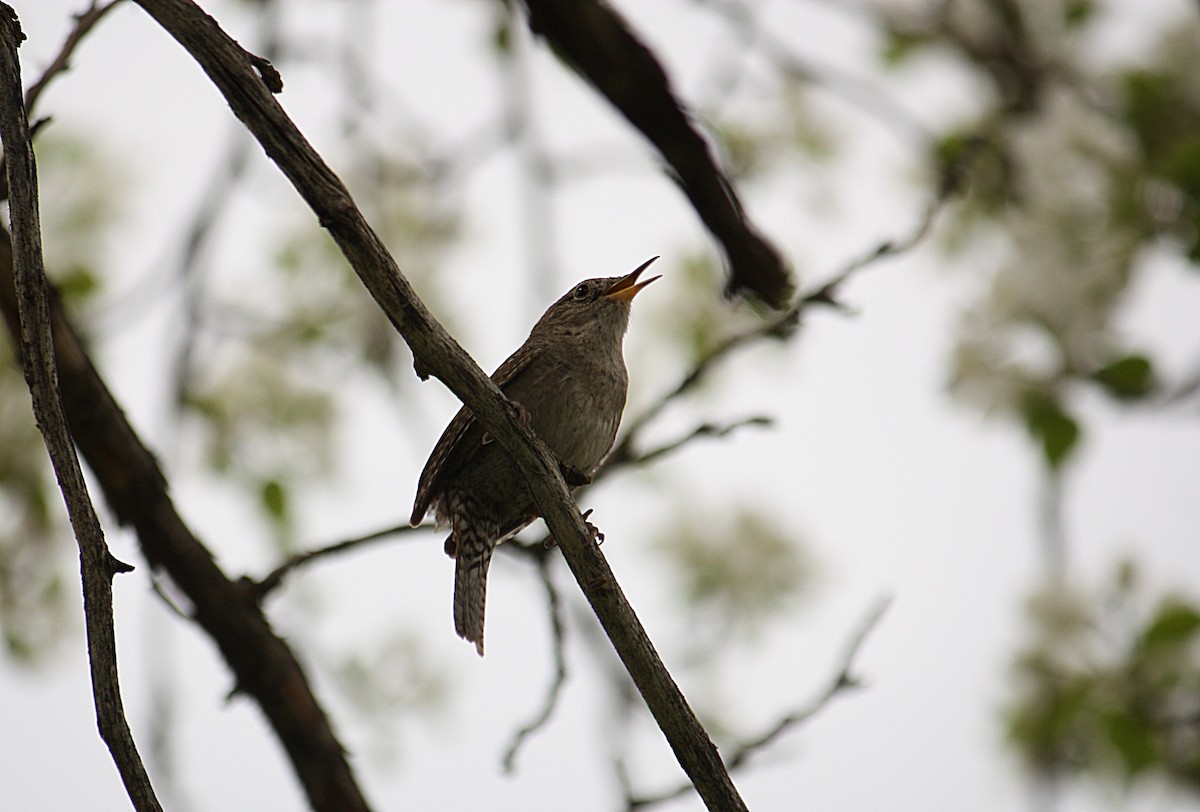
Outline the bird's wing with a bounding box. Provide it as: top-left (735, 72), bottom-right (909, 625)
top-left (409, 344), bottom-right (545, 526)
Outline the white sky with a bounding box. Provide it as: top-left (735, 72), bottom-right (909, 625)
top-left (5, 1), bottom-right (1200, 811)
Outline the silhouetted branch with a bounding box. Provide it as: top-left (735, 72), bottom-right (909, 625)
top-left (252, 523), bottom-right (422, 600)
top-left (501, 552), bottom-right (568, 773)
top-left (625, 596), bottom-right (892, 810)
top-left (609, 318), bottom-right (798, 469)
top-left (0, 16), bottom-right (372, 803)
top-left (131, 1), bottom-right (748, 807)
top-left (0, 8), bottom-right (159, 810)
top-left (516, 0), bottom-right (794, 309)
top-left (25, 0), bottom-right (126, 114)
top-left (611, 149), bottom-right (969, 466)
top-left (601, 415), bottom-right (773, 479)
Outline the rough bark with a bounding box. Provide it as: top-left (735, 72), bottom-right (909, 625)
top-left (0, 6), bottom-right (160, 810)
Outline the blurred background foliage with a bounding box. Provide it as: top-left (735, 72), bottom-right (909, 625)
top-left (1008, 562), bottom-right (1200, 791)
top-left (3, 0), bottom-right (1199, 806)
top-left (0, 131), bottom-right (117, 662)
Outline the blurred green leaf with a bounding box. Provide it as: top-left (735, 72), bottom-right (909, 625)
top-left (260, 479), bottom-right (288, 524)
top-left (1021, 393), bottom-right (1080, 470)
top-left (1091, 354), bottom-right (1155, 400)
top-left (491, 9), bottom-right (512, 54)
top-left (1141, 601), bottom-right (1200, 649)
top-left (1122, 70), bottom-right (1179, 163)
top-left (53, 265), bottom-right (99, 302)
top-left (1103, 709), bottom-right (1159, 779)
top-left (881, 29), bottom-right (925, 66)
top-left (1063, 0), bottom-right (1097, 28)
top-left (1159, 136), bottom-right (1200, 198)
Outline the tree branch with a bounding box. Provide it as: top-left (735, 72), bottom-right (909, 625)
top-left (626, 596), bottom-right (892, 809)
top-left (130, 0), bottom-right (748, 807)
top-left (0, 243), bottom-right (376, 812)
top-left (0, 12), bottom-right (372, 800)
top-left (501, 551), bottom-right (568, 773)
top-left (251, 523), bottom-right (422, 600)
top-left (0, 7), bottom-right (160, 810)
top-left (24, 0), bottom-right (126, 115)
top-left (609, 156), bottom-right (966, 468)
top-left (601, 415), bottom-right (773, 480)
top-left (516, 0), bottom-right (794, 309)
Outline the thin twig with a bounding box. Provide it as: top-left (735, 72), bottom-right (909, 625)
top-left (251, 522), bottom-right (422, 599)
top-left (797, 193), bottom-right (946, 309)
top-left (609, 318), bottom-right (796, 468)
top-left (725, 595), bottom-right (892, 769)
top-left (501, 553), bottom-right (569, 772)
top-left (25, 0), bottom-right (126, 115)
top-left (0, 7), bottom-right (160, 809)
top-left (626, 596), bottom-right (892, 809)
top-left (148, 573), bottom-right (192, 621)
top-left (600, 415), bottom-right (773, 479)
top-left (610, 154), bottom-right (967, 468)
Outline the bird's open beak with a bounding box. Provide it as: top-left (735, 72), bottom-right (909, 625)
top-left (603, 256), bottom-right (661, 301)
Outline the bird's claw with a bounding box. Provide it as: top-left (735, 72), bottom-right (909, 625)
top-left (559, 461), bottom-right (593, 487)
top-left (544, 508), bottom-right (605, 547)
top-left (582, 508), bottom-right (605, 545)
top-left (482, 400), bottom-right (532, 446)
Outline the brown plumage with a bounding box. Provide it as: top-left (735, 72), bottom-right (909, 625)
top-left (411, 259), bottom-right (660, 655)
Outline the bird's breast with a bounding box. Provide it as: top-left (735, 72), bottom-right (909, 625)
top-left (521, 352), bottom-right (628, 472)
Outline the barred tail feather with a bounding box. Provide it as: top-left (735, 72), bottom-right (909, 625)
top-left (453, 531), bottom-right (495, 657)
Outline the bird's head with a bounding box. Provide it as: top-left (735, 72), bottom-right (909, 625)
top-left (534, 257), bottom-right (661, 341)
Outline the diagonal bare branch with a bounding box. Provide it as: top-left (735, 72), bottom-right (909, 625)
top-left (130, 1), bottom-right (748, 807)
top-left (0, 11), bottom-right (373, 802)
top-left (601, 415), bottom-right (773, 479)
top-left (626, 596), bottom-right (892, 809)
top-left (0, 7), bottom-right (159, 810)
top-left (252, 523), bottom-right (422, 600)
top-left (516, 0), bottom-right (794, 309)
top-left (25, 0), bottom-right (126, 115)
top-left (609, 150), bottom-right (970, 466)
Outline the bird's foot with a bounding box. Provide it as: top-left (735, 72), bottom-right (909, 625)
top-left (444, 537), bottom-right (458, 558)
top-left (481, 399), bottom-right (531, 446)
top-left (559, 460), bottom-right (593, 488)
top-left (582, 509), bottom-right (605, 545)
top-left (546, 508), bottom-right (604, 548)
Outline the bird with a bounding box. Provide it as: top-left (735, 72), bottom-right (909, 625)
top-left (410, 258), bottom-right (660, 656)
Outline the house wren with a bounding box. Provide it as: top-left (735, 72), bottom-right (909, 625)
top-left (411, 258), bottom-right (660, 655)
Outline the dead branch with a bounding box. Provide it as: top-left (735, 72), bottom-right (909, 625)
top-left (601, 415), bottom-right (773, 480)
top-left (25, 0), bottom-right (126, 115)
top-left (0, 7), bottom-right (159, 809)
top-left (626, 596), bottom-right (892, 809)
top-left (516, 0), bottom-right (794, 309)
top-left (609, 154), bottom-right (967, 468)
top-left (252, 523), bottom-right (422, 600)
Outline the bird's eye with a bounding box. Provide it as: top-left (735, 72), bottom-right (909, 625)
top-left (572, 284), bottom-right (590, 301)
